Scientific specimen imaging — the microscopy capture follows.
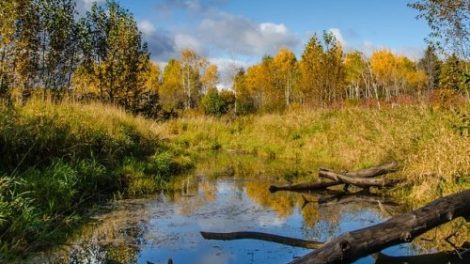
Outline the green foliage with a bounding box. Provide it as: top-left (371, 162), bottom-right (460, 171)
top-left (418, 45), bottom-right (442, 90)
top-left (159, 105), bottom-right (469, 206)
top-left (440, 54), bottom-right (468, 93)
top-left (201, 88), bottom-right (233, 116)
top-left (409, 0), bottom-right (469, 59)
top-left (0, 100), bottom-right (193, 259)
top-left (0, 177), bottom-right (41, 259)
top-left (24, 161), bottom-right (79, 214)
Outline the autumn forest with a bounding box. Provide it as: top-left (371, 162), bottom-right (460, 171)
top-left (0, 0), bottom-right (469, 263)
top-left (1, 1), bottom-right (469, 117)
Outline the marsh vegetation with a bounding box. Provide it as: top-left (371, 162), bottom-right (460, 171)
top-left (0, 0), bottom-right (469, 262)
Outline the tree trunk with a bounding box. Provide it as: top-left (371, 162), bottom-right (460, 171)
top-left (290, 189), bottom-right (470, 264)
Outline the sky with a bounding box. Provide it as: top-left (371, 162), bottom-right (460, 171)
top-left (78, 0), bottom-right (431, 87)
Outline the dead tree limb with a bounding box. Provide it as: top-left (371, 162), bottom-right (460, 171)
top-left (319, 172), bottom-right (402, 189)
top-left (327, 161), bottom-right (400, 178)
top-left (269, 162), bottom-right (400, 193)
top-left (200, 231), bottom-right (323, 249)
top-left (290, 189), bottom-right (470, 264)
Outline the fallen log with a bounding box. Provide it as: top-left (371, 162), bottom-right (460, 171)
top-left (325, 161), bottom-right (399, 178)
top-left (269, 162), bottom-right (400, 193)
top-left (200, 231), bottom-right (323, 249)
top-left (319, 172), bottom-right (402, 189)
top-left (290, 189), bottom-right (470, 264)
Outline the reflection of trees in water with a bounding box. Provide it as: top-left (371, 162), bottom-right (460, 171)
top-left (171, 176), bottom-right (218, 216)
top-left (171, 154), bottom-right (470, 257)
top-left (245, 181), bottom-right (297, 218)
top-left (244, 183), bottom-right (408, 244)
top-left (415, 219), bottom-right (470, 253)
top-left (34, 200), bottom-right (149, 264)
top-left (180, 154), bottom-right (404, 238)
top-left (50, 154), bottom-right (470, 263)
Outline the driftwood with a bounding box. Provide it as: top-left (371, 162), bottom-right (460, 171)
top-left (290, 189), bottom-right (470, 264)
top-left (269, 162), bottom-right (400, 192)
top-left (324, 161), bottom-right (399, 178)
top-left (200, 231), bottom-right (323, 249)
top-left (319, 172), bottom-right (402, 189)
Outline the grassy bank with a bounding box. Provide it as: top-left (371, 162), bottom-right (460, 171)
top-left (1, 100), bottom-right (469, 260)
top-left (158, 105), bottom-right (470, 205)
top-left (0, 100), bottom-right (192, 260)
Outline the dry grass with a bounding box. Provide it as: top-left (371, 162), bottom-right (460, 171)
top-left (0, 100), bottom-right (192, 259)
top-left (158, 105), bottom-right (470, 205)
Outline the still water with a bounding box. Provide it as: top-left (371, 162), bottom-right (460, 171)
top-left (35, 155), bottom-right (457, 264)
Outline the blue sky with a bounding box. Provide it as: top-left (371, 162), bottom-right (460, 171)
top-left (80, 0), bottom-right (431, 86)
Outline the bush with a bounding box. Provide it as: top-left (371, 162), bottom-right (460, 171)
top-left (201, 88), bottom-right (235, 116)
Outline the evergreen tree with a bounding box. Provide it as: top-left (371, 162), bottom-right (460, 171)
top-left (418, 45), bottom-right (442, 91)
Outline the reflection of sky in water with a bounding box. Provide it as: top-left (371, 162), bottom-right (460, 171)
top-left (135, 179), bottom-right (417, 264)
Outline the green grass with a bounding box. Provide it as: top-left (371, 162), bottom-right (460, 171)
top-left (158, 105), bottom-right (470, 205)
top-left (1, 99), bottom-right (469, 260)
top-left (0, 100), bottom-right (192, 260)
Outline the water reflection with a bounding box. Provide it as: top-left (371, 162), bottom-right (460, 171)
top-left (33, 154), bottom-right (470, 263)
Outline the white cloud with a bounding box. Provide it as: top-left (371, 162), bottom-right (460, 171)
top-left (175, 34), bottom-right (204, 54)
top-left (135, 2), bottom-right (299, 62)
top-left (357, 41), bottom-right (424, 60)
top-left (138, 20), bottom-right (156, 35)
top-left (156, 0), bottom-right (229, 14)
top-left (208, 57), bottom-right (249, 89)
top-left (358, 41), bottom-right (382, 57)
top-left (260, 23), bottom-right (288, 34)
top-left (199, 12), bottom-right (299, 56)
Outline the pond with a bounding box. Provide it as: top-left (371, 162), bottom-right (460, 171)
top-left (33, 154), bottom-right (464, 264)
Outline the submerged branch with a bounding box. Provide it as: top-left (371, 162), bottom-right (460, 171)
top-left (200, 231), bottom-right (323, 249)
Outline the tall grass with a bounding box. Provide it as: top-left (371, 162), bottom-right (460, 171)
top-left (0, 100), bottom-right (192, 259)
top-left (157, 104), bottom-right (470, 205)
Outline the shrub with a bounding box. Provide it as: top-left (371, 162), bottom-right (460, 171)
top-left (201, 88), bottom-right (226, 116)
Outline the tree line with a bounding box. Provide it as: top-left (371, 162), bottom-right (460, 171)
top-left (1, 0), bottom-right (157, 113)
top-left (231, 34), bottom-right (469, 114)
top-left (1, 0), bottom-right (469, 118)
